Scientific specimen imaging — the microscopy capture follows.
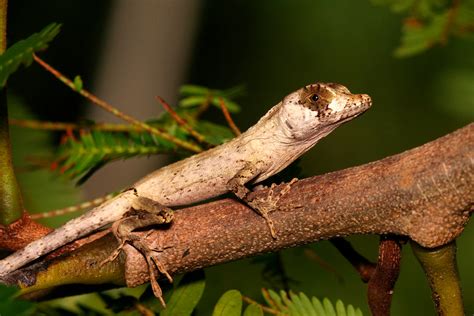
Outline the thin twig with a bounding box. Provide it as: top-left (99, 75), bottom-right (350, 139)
top-left (330, 238), bottom-right (376, 282)
top-left (155, 96), bottom-right (209, 144)
top-left (9, 118), bottom-right (143, 132)
top-left (194, 94), bottom-right (212, 118)
top-left (33, 54), bottom-right (202, 153)
top-left (242, 295), bottom-right (279, 315)
top-left (30, 193), bottom-right (116, 219)
top-left (219, 97), bottom-right (241, 136)
top-left (303, 248), bottom-right (344, 283)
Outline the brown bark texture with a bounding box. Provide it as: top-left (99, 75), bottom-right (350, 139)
top-left (367, 236), bottom-right (403, 316)
top-left (0, 213), bottom-right (51, 251)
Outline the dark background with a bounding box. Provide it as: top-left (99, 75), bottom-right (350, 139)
top-left (6, 0), bottom-right (474, 315)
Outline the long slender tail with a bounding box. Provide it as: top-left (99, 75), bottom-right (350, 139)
top-left (0, 191), bottom-right (133, 277)
top-left (30, 192), bottom-right (117, 219)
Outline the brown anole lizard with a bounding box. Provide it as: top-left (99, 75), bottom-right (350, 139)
top-left (0, 82), bottom-right (371, 301)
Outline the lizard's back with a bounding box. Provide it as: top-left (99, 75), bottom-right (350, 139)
top-left (134, 118), bottom-right (277, 206)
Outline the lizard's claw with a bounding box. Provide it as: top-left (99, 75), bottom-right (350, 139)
top-left (100, 240), bottom-right (126, 267)
top-left (132, 238), bottom-right (173, 308)
top-left (262, 212), bottom-right (277, 239)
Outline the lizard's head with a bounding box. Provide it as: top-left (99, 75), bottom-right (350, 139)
top-left (278, 82), bottom-right (372, 140)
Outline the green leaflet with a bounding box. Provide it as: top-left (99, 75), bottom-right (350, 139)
top-left (179, 84), bottom-right (244, 113)
top-left (0, 284), bottom-right (35, 316)
top-left (0, 23), bottom-right (60, 87)
top-left (212, 290), bottom-right (243, 316)
top-left (243, 304), bottom-right (264, 316)
top-left (161, 270), bottom-right (206, 316)
top-left (262, 289), bottom-right (363, 316)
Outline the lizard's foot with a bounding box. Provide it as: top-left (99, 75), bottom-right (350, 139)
top-left (249, 178), bottom-right (298, 239)
top-left (126, 236), bottom-right (173, 307)
top-left (103, 192), bottom-right (174, 307)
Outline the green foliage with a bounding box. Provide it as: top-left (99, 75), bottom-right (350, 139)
top-left (179, 84), bottom-right (245, 113)
top-left (243, 304), bottom-right (264, 316)
top-left (372, 0), bottom-right (474, 57)
top-left (161, 270), bottom-right (206, 316)
top-left (210, 289), bottom-right (363, 316)
top-left (54, 87), bottom-right (238, 183)
top-left (57, 128), bottom-right (171, 182)
top-left (212, 290), bottom-right (243, 316)
top-left (23, 272), bottom-right (202, 315)
top-left (262, 289), bottom-right (363, 316)
top-left (0, 23), bottom-right (60, 87)
top-left (0, 285), bottom-right (35, 316)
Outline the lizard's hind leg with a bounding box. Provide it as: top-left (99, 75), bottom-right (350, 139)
top-left (102, 192), bottom-right (174, 307)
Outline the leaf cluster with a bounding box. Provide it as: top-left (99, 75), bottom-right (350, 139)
top-left (0, 23), bottom-right (60, 87)
top-left (213, 289), bottom-right (363, 316)
top-left (0, 270), bottom-right (363, 316)
top-left (372, 0), bottom-right (474, 56)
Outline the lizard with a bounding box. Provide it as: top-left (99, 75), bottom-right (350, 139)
top-left (0, 82), bottom-right (372, 302)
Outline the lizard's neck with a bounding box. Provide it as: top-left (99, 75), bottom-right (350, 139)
top-left (237, 104), bottom-right (340, 182)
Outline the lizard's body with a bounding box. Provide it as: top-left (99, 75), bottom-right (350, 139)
top-left (0, 82), bottom-right (371, 278)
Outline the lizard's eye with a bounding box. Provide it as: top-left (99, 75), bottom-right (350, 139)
top-left (310, 94), bottom-right (319, 102)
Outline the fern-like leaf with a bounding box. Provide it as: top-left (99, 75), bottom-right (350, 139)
top-left (56, 113), bottom-right (235, 182)
top-left (0, 23), bottom-right (60, 87)
top-left (57, 129), bottom-right (176, 182)
top-left (262, 289), bottom-right (363, 316)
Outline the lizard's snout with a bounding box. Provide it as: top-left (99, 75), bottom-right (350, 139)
top-left (359, 94), bottom-right (372, 109)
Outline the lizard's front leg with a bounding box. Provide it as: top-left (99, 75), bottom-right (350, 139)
top-left (227, 162), bottom-right (296, 239)
top-left (102, 189), bottom-right (173, 307)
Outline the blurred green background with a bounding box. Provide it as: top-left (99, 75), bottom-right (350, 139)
top-left (4, 0), bottom-right (474, 315)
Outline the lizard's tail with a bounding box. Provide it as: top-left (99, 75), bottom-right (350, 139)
top-left (30, 192), bottom-right (117, 219)
top-left (0, 190), bottom-right (133, 277)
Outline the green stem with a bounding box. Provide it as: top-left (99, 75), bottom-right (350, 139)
top-left (0, 0), bottom-right (24, 225)
top-left (411, 240), bottom-right (464, 316)
top-left (0, 0), bottom-right (6, 51)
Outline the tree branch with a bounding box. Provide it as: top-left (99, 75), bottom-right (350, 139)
top-left (367, 235), bottom-right (403, 316)
top-left (4, 124), bottom-right (473, 299)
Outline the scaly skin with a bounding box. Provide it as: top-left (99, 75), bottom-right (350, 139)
top-left (0, 82), bottom-right (371, 277)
